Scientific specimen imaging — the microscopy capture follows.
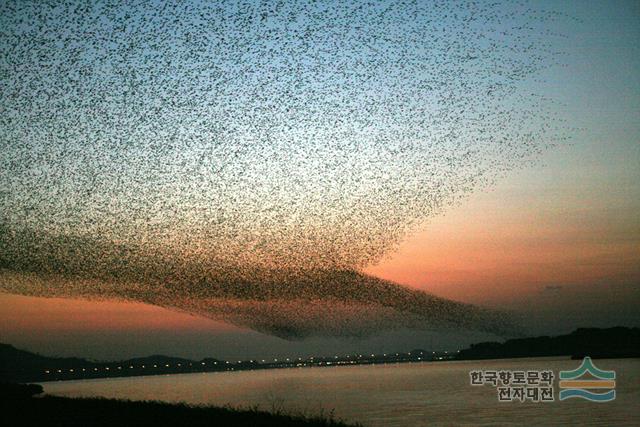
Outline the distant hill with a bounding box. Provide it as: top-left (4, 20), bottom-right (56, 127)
top-left (2, 327), bottom-right (638, 383)
top-left (0, 343), bottom-right (93, 382)
top-left (0, 343), bottom-right (89, 371)
top-left (0, 344), bottom-right (221, 383)
top-left (124, 355), bottom-right (197, 366)
top-left (456, 327), bottom-right (640, 360)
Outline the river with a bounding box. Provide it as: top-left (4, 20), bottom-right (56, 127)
top-left (42, 357), bottom-right (639, 426)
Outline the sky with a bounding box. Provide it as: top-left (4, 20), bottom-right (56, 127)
top-left (0, 0), bottom-right (638, 360)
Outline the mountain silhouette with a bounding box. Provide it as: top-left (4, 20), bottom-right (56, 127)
top-left (0, 343), bottom-right (221, 383)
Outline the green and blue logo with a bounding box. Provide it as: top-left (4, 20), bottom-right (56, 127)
top-left (559, 357), bottom-right (616, 402)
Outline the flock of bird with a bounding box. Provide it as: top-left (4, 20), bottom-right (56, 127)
top-left (0, 1), bottom-right (574, 338)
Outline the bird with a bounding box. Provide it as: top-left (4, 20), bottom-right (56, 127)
top-left (0, 0), bottom-right (572, 339)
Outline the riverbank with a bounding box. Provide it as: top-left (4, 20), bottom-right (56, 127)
top-left (1, 383), bottom-right (360, 427)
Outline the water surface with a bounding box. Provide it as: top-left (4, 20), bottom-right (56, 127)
top-left (43, 357), bottom-right (639, 426)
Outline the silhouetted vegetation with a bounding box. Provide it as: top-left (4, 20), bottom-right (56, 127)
top-left (456, 327), bottom-right (640, 360)
top-left (0, 383), bottom-right (360, 427)
top-left (0, 382), bottom-right (43, 399)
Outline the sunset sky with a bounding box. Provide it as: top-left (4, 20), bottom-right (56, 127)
top-left (0, 0), bottom-right (638, 360)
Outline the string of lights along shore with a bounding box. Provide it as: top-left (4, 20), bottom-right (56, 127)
top-left (1, 1), bottom-right (575, 339)
top-left (33, 350), bottom-right (456, 383)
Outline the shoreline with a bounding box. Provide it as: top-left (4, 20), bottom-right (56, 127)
top-left (5, 327), bottom-right (638, 384)
top-left (1, 383), bottom-right (360, 427)
top-left (37, 354), bottom-right (636, 385)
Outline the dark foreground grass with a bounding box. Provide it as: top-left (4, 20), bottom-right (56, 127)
top-left (0, 384), bottom-right (361, 427)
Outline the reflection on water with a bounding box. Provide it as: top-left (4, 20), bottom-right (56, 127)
top-left (43, 357), bottom-right (639, 426)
